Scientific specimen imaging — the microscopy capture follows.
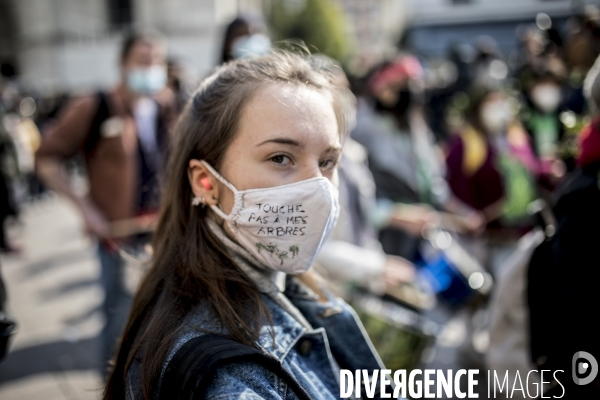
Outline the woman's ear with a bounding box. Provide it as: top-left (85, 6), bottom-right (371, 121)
top-left (188, 159), bottom-right (219, 206)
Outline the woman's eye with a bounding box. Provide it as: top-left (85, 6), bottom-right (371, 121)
top-left (320, 159), bottom-right (337, 170)
top-left (270, 154), bottom-right (292, 165)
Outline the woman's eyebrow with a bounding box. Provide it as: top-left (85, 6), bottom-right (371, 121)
top-left (257, 137), bottom-right (303, 147)
top-left (324, 145), bottom-right (342, 153)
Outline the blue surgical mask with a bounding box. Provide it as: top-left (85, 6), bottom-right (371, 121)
top-left (126, 66), bottom-right (167, 96)
top-left (231, 34), bottom-right (271, 60)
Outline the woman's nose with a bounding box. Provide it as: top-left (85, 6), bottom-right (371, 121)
top-left (301, 163), bottom-right (324, 181)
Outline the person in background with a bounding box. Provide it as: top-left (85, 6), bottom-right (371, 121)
top-left (220, 15), bottom-right (271, 64)
top-left (564, 6), bottom-right (600, 74)
top-left (520, 68), bottom-right (571, 178)
top-left (524, 71), bottom-right (565, 155)
top-left (316, 135), bottom-right (416, 295)
top-left (527, 55), bottom-right (600, 398)
top-left (35, 32), bottom-right (176, 375)
top-left (167, 58), bottom-right (193, 114)
top-left (445, 87), bottom-right (545, 274)
top-left (4, 96), bottom-right (43, 202)
top-left (581, 52), bottom-right (600, 150)
top-left (352, 56), bottom-right (483, 261)
top-left (311, 56), bottom-right (415, 295)
top-left (0, 106), bottom-right (19, 254)
top-left (470, 36), bottom-right (504, 87)
top-left (426, 43), bottom-right (476, 142)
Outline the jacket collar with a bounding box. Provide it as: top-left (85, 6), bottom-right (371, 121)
top-left (255, 295), bottom-right (308, 360)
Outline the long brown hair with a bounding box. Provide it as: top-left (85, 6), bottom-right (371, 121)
top-left (104, 51), bottom-right (355, 399)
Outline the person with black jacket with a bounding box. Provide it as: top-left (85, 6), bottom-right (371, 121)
top-left (527, 55), bottom-right (600, 398)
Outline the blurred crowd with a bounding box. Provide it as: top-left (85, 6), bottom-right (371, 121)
top-left (2, 5), bottom-right (600, 397)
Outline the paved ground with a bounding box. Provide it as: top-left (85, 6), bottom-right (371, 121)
top-left (0, 196), bottom-right (103, 400)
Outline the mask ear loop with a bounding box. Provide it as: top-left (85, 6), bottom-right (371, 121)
top-left (200, 160), bottom-right (238, 221)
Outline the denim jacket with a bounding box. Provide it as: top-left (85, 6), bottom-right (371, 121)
top-left (126, 219), bottom-right (393, 399)
top-left (125, 276), bottom-right (389, 399)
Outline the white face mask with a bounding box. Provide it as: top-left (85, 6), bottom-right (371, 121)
top-left (531, 84), bottom-right (562, 113)
top-left (480, 100), bottom-right (512, 134)
top-left (201, 161), bottom-right (340, 274)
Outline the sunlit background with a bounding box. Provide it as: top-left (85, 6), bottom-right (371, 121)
top-left (0, 1), bottom-right (597, 92)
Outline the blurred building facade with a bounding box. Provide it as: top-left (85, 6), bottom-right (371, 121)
top-left (1, 0), bottom-right (413, 94)
top-left (6, 0), bottom-right (589, 92)
top-left (0, 0), bottom-right (264, 94)
top-left (408, 0), bottom-right (600, 56)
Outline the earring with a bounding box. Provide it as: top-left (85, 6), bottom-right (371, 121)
top-left (192, 196), bottom-right (206, 207)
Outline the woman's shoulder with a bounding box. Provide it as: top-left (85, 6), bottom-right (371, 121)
top-left (125, 343), bottom-right (285, 400)
top-left (164, 301), bottom-right (228, 362)
top-left (161, 294), bottom-right (307, 365)
top-left (125, 301), bottom-right (227, 399)
top-left (150, 295), bottom-right (306, 399)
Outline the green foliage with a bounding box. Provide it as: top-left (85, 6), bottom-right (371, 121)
top-left (268, 0), bottom-right (349, 63)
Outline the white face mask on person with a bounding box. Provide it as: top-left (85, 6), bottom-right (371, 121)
top-left (126, 66), bottom-right (167, 96)
top-left (480, 99), bottom-right (513, 134)
top-left (200, 161), bottom-right (340, 275)
top-left (531, 84), bottom-right (562, 114)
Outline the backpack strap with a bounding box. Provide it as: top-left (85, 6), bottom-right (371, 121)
top-left (159, 334), bottom-right (313, 400)
top-left (85, 91), bottom-right (110, 155)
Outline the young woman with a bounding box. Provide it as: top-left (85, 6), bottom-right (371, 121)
top-left (104, 51), bottom-right (387, 399)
